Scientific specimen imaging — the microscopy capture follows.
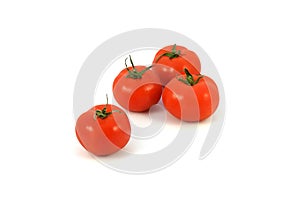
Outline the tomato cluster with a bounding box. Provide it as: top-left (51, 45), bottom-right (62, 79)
top-left (75, 44), bottom-right (220, 156)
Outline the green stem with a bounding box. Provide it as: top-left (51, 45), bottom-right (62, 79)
top-left (155, 44), bottom-right (181, 62)
top-left (94, 95), bottom-right (121, 120)
top-left (125, 57), bottom-right (129, 71)
top-left (125, 55), bottom-right (152, 79)
top-left (177, 68), bottom-right (204, 86)
top-left (129, 55), bottom-right (135, 70)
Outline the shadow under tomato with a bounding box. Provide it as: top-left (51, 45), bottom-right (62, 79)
top-left (75, 146), bottom-right (94, 160)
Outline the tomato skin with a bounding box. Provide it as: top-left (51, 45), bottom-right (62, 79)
top-left (113, 66), bottom-right (162, 112)
top-left (152, 45), bottom-right (201, 86)
top-left (75, 105), bottom-right (131, 156)
top-left (162, 75), bottom-right (219, 122)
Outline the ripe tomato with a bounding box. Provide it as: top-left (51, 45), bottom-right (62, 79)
top-left (75, 98), bottom-right (131, 156)
top-left (162, 68), bottom-right (219, 122)
top-left (152, 44), bottom-right (201, 86)
top-left (113, 55), bottom-right (162, 112)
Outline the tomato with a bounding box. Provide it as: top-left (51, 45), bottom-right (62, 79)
top-left (113, 55), bottom-right (162, 112)
top-left (162, 68), bottom-right (219, 122)
top-left (152, 44), bottom-right (201, 86)
top-left (75, 98), bottom-right (131, 156)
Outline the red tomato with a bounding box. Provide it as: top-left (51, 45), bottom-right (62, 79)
top-left (75, 102), bottom-right (131, 156)
top-left (152, 44), bottom-right (201, 86)
top-left (162, 69), bottom-right (219, 122)
top-left (113, 56), bottom-right (162, 112)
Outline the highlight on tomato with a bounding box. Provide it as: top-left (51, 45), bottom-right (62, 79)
top-left (113, 55), bottom-right (162, 112)
top-left (152, 44), bottom-right (201, 86)
top-left (75, 95), bottom-right (131, 156)
top-left (162, 68), bottom-right (219, 122)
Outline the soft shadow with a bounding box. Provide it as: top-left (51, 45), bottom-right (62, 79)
top-left (74, 146), bottom-right (93, 160)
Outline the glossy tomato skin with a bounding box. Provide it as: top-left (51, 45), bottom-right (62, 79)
top-left (162, 75), bottom-right (219, 122)
top-left (152, 45), bottom-right (201, 86)
top-left (113, 66), bottom-right (162, 112)
top-left (75, 105), bottom-right (131, 156)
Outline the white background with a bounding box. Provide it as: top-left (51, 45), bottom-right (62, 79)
top-left (1, 0), bottom-right (299, 198)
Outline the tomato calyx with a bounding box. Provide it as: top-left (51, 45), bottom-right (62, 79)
top-left (125, 55), bottom-right (152, 79)
top-left (177, 68), bottom-right (204, 86)
top-left (94, 95), bottom-right (121, 120)
top-left (155, 44), bottom-right (181, 62)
